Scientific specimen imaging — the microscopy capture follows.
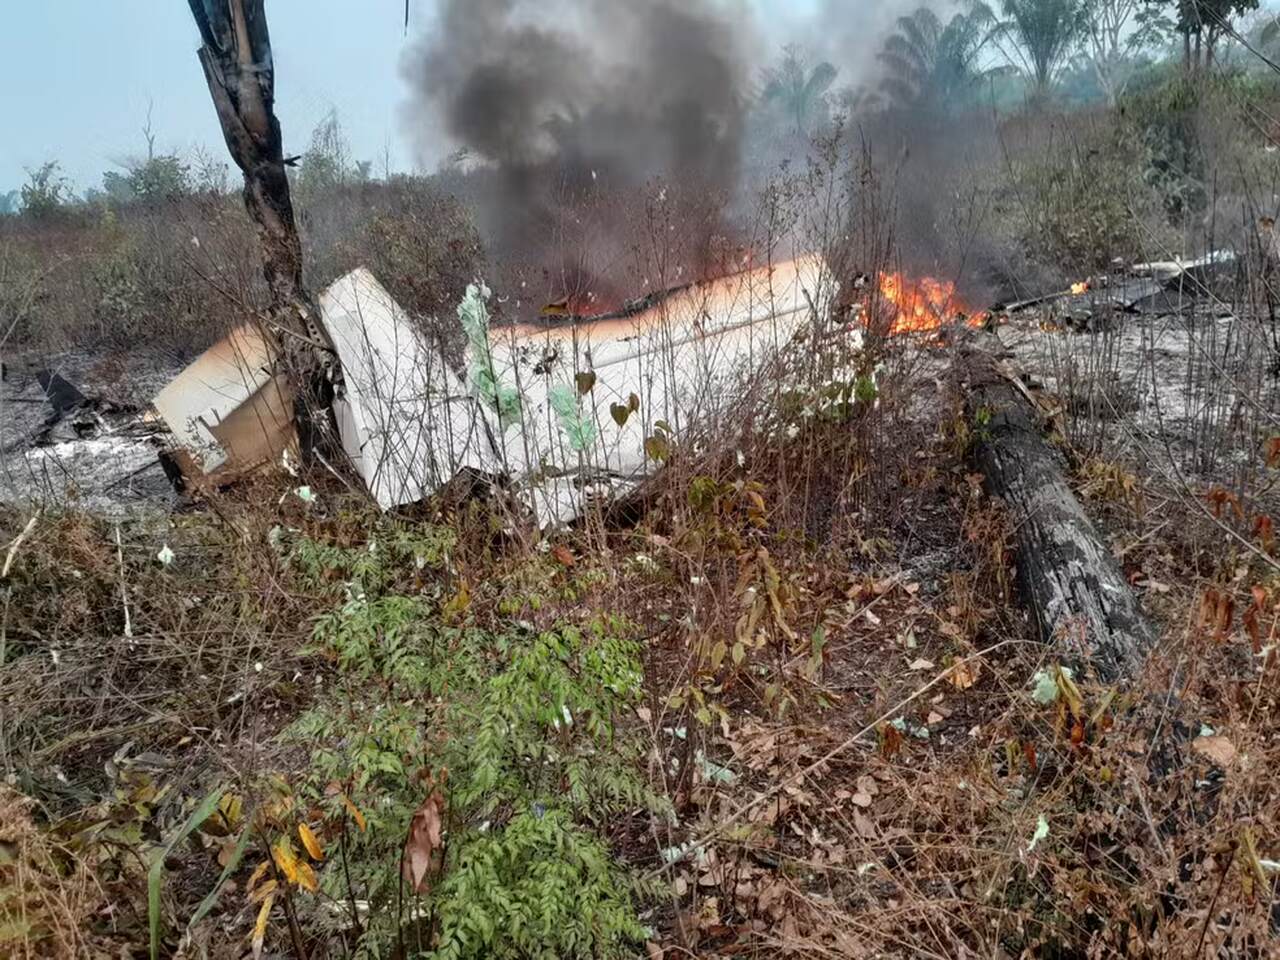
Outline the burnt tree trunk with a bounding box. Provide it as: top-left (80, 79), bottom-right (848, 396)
top-left (187, 0), bottom-right (338, 455)
top-left (958, 331), bottom-right (1158, 684)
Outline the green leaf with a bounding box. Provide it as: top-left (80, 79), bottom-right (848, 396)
top-left (150, 785), bottom-right (225, 960)
top-left (610, 403), bottom-right (631, 427)
top-left (854, 375), bottom-right (878, 405)
top-left (1030, 665), bottom-right (1072, 705)
top-left (644, 435), bottom-right (670, 462)
top-left (806, 625), bottom-right (827, 679)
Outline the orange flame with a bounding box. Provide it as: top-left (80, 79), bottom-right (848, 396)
top-left (1070, 281), bottom-right (1089, 295)
top-left (876, 272), bottom-right (978, 334)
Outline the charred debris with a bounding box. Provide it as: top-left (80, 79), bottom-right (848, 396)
top-left (2, 248), bottom-right (1242, 524)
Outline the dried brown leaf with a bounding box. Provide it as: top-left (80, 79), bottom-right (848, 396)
top-left (949, 659), bottom-right (980, 689)
top-left (1192, 735), bottom-right (1237, 767)
top-left (402, 790), bottom-right (446, 893)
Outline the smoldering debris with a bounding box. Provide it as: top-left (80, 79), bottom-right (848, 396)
top-left (153, 256), bottom-right (837, 525)
top-left (0, 362), bottom-right (175, 516)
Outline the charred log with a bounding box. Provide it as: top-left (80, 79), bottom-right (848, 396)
top-left (186, 0), bottom-right (339, 457)
top-left (957, 331), bottom-right (1158, 684)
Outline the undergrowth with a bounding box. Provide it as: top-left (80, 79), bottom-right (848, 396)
top-left (278, 530), bottom-right (668, 959)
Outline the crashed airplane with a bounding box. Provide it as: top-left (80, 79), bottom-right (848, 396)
top-left (152, 254), bottom-right (838, 524)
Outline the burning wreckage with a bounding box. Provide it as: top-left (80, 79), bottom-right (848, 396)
top-left (151, 254), bottom-right (839, 524)
top-left (4, 249), bottom-right (1220, 521)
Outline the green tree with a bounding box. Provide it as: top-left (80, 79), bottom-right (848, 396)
top-left (0, 191), bottom-right (19, 216)
top-left (985, 0), bottom-right (1088, 98)
top-left (293, 109), bottom-right (370, 201)
top-left (127, 155), bottom-right (192, 202)
top-left (879, 6), bottom-right (999, 110)
top-left (760, 46), bottom-right (839, 135)
top-left (19, 162), bottom-right (72, 218)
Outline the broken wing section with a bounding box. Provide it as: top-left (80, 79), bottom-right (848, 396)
top-left (318, 268), bottom-right (494, 510)
top-left (151, 324), bottom-right (296, 482)
top-left (487, 254), bottom-right (836, 525)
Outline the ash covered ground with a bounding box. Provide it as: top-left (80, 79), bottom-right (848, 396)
top-left (1, 349), bottom-right (181, 517)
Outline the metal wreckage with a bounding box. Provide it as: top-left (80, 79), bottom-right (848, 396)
top-left (152, 254), bottom-right (836, 524)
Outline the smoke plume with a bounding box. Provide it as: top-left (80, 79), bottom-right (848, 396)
top-left (401, 0), bottom-right (757, 308)
top-left (401, 0), bottom-right (968, 309)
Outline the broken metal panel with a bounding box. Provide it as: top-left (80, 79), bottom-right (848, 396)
top-left (206, 373), bottom-right (295, 476)
top-left (1130, 250), bottom-right (1236, 286)
top-left (151, 324), bottom-right (284, 476)
top-left (319, 268), bottom-right (494, 511)
top-left (487, 254), bottom-right (835, 524)
top-left (34, 371), bottom-right (88, 417)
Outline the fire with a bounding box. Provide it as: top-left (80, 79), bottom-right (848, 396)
top-left (1070, 281), bottom-right (1089, 295)
top-left (877, 272), bottom-right (977, 334)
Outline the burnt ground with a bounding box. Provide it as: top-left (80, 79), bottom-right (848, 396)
top-left (1001, 272), bottom-right (1280, 497)
top-left (0, 348), bottom-right (181, 516)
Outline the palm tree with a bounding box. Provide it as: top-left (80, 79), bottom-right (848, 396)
top-left (878, 7), bottom-right (997, 110)
top-left (760, 46), bottom-right (839, 135)
top-left (985, 0), bottom-right (1087, 98)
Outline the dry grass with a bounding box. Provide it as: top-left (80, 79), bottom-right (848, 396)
top-left (0, 786), bottom-right (106, 959)
top-left (4, 81), bottom-right (1280, 957)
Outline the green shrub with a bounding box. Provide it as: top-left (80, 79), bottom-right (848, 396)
top-left (285, 528), bottom-right (666, 960)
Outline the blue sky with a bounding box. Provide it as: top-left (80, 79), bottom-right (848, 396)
top-left (1, 3), bottom-right (417, 191)
top-left (0, 0), bottom-right (831, 194)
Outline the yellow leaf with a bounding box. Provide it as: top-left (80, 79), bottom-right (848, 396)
top-left (218, 793), bottom-right (243, 828)
top-left (201, 791), bottom-right (242, 837)
top-left (249, 878), bottom-right (278, 903)
top-left (1242, 826), bottom-right (1269, 890)
top-left (341, 794), bottom-right (367, 833)
top-left (296, 860), bottom-right (319, 893)
top-left (245, 860), bottom-right (271, 895)
top-left (298, 823), bottom-right (325, 862)
top-left (261, 794), bottom-right (294, 828)
top-left (442, 583), bottom-right (471, 623)
top-left (252, 893), bottom-right (274, 960)
top-left (272, 837), bottom-right (300, 886)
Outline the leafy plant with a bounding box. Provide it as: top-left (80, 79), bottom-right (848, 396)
top-left (19, 162), bottom-right (72, 219)
top-left (148, 785), bottom-right (225, 960)
top-left (280, 529), bottom-right (666, 959)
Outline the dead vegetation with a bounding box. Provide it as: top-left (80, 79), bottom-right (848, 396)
top-left (7, 6), bottom-right (1280, 959)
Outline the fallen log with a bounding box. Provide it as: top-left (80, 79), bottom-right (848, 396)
top-left (957, 330), bottom-right (1158, 683)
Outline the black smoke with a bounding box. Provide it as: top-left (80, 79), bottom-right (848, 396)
top-left (401, 0), bottom-right (755, 309)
